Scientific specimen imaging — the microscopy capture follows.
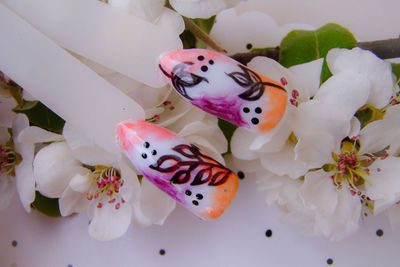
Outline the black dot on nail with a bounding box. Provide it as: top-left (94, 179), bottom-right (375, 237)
top-left (196, 194), bottom-right (203, 200)
top-left (192, 200), bottom-right (199, 206)
top-left (143, 142), bottom-right (150, 148)
top-left (209, 60), bottom-right (214, 65)
top-left (237, 171), bottom-right (245, 179)
top-left (265, 229), bottom-right (272, 238)
top-left (159, 249), bottom-right (166, 255)
top-left (201, 65), bottom-right (208, 72)
top-left (246, 43), bottom-right (253, 50)
top-left (255, 107), bottom-right (262, 114)
top-left (68, 265), bottom-right (73, 267)
top-left (376, 229), bottom-right (384, 237)
top-left (327, 258), bottom-right (334, 265)
top-left (11, 240), bottom-right (18, 247)
top-left (251, 118), bottom-right (259, 125)
top-left (243, 107), bottom-right (250, 113)
top-left (151, 150), bottom-right (157, 156)
top-left (185, 190), bottom-right (192, 196)
top-left (141, 153), bottom-right (147, 159)
top-left (198, 55), bottom-right (204, 61)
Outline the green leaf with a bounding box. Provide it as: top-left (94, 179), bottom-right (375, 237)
top-left (180, 30), bottom-right (196, 49)
top-left (12, 100), bottom-right (39, 111)
top-left (218, 118), bottom-right (238, 156)
top-left (13, 101), bottom-right (65, 134)
top-left (279, 23), bottom-right (357, 82)
top-left (31, 191), bottom-right (61, 218)
top-left (392, 63), bottom-right (400, 80)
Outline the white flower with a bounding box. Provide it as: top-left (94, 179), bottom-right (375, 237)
top-left (210, 7), bottom-right (314, 53)
top-left (32, 122), bottom-right (176, 240)
top-left (255, 48), bottom-right (398, 240)
top-left (0, 114), bottom-right (35, 212)
top-left (170, 0), bottom-right (244, 19)
top-left (108, 0), bottom-right (184, 34)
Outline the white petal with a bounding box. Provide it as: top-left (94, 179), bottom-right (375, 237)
top-left (231, 127), bottom-right (259, 160)
top-left (170, 0), bottom-right (241, 19)
top-left (88, 201), bottom-right (132, 241)
top-left (295, 132), bottom-right (335, 169)
top-left (137, 178), bottom-right (176, 225)
top-left (156, 93), bottom-right (193, 128)
top-left (293, 100), bottom-right (352, 151)
top-left (155, 8), bottom-right (185, 35)
top-left (69, 174), bottom-right (93, 193)
top-left (17, 126), bottom-right (63, 144)
top-left (0, 176), bottom-right (15, 211)
top-left (119, 158), bottom-right (141, 202)
top-left (12, 114), bottom-right (35, 212)
top-left (300, 170), bottom-right (338, 217)
top-left (63, 123), bottom-right (116, 166)
top-left (108, 0), bottom-right (131, 9)
top-left (233, 156), bottom-right (264, 173)
top-left (365, 157), bottom-right (400, 203)
top-left (248, 56), bottom-right (289, 84)
top-left (321, 186), bottom-right (361, 241)
top-left (59, 186), bottom-right (89, 216)
top-left (211, 8), bottom-right (313, 53)
top-left (260, 141), bottom-right (309, 178)
top-left (360, 104), bottom-right (400, 154)
top-left (33, 142), bottom-right (88, 198)
top-left (313, 72), bottom-right (371, 120)
top-left (14, 158), bottom-right (35, 212)
top-left (289, 58), bottom-right (324, 99)
top-left (129, 0), bottom-right (165, 22)
top-left (327, 48), bottom-right (394, 108)
top-left (349, 117), bottom-right (361, 139)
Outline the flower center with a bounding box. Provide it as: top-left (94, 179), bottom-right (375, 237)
top-left (86, 166), bottom-right (125, 210)
top-left (289, 89), bottom-right (300, 107)
top-left (145, 100), bottom-right (176, 123)
top-left (331, 151), bottom-right (372, 191)
top-left (0, 144), bottom-right (19, 177)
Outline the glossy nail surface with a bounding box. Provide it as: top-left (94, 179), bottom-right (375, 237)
top-left (116, 120), bottom-right (239, 220)
top-left (158, 48), bottom-right (287, 133)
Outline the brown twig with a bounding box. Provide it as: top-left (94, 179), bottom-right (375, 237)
top-left (182, 16), bottom-right (227, 53)
top-left (230, 38), bottom-right (400, 65)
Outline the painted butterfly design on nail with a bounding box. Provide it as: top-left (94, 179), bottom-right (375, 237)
top-left (158, 48), bottom-right (287, 133)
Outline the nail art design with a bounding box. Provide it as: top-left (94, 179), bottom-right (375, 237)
top-left (158, 48), bottom-right (287, 133)
top-left (116, 120), bottom-right (239, 220)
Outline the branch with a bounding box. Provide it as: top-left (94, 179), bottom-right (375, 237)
top-left (230, 38), bottom-right (400, 65)
top-left (182, 16), bottom-right (227, 53)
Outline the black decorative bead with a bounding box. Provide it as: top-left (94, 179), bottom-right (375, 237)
top-left (251, 118), bottom-right (259, 125)
top-left (201, 65), bottom-right (208, 72)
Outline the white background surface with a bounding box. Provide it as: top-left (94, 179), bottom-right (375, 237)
top-left (1, 1), bottom-right (400, 266)
top-left (1, 173), bottom-right (399, 267)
